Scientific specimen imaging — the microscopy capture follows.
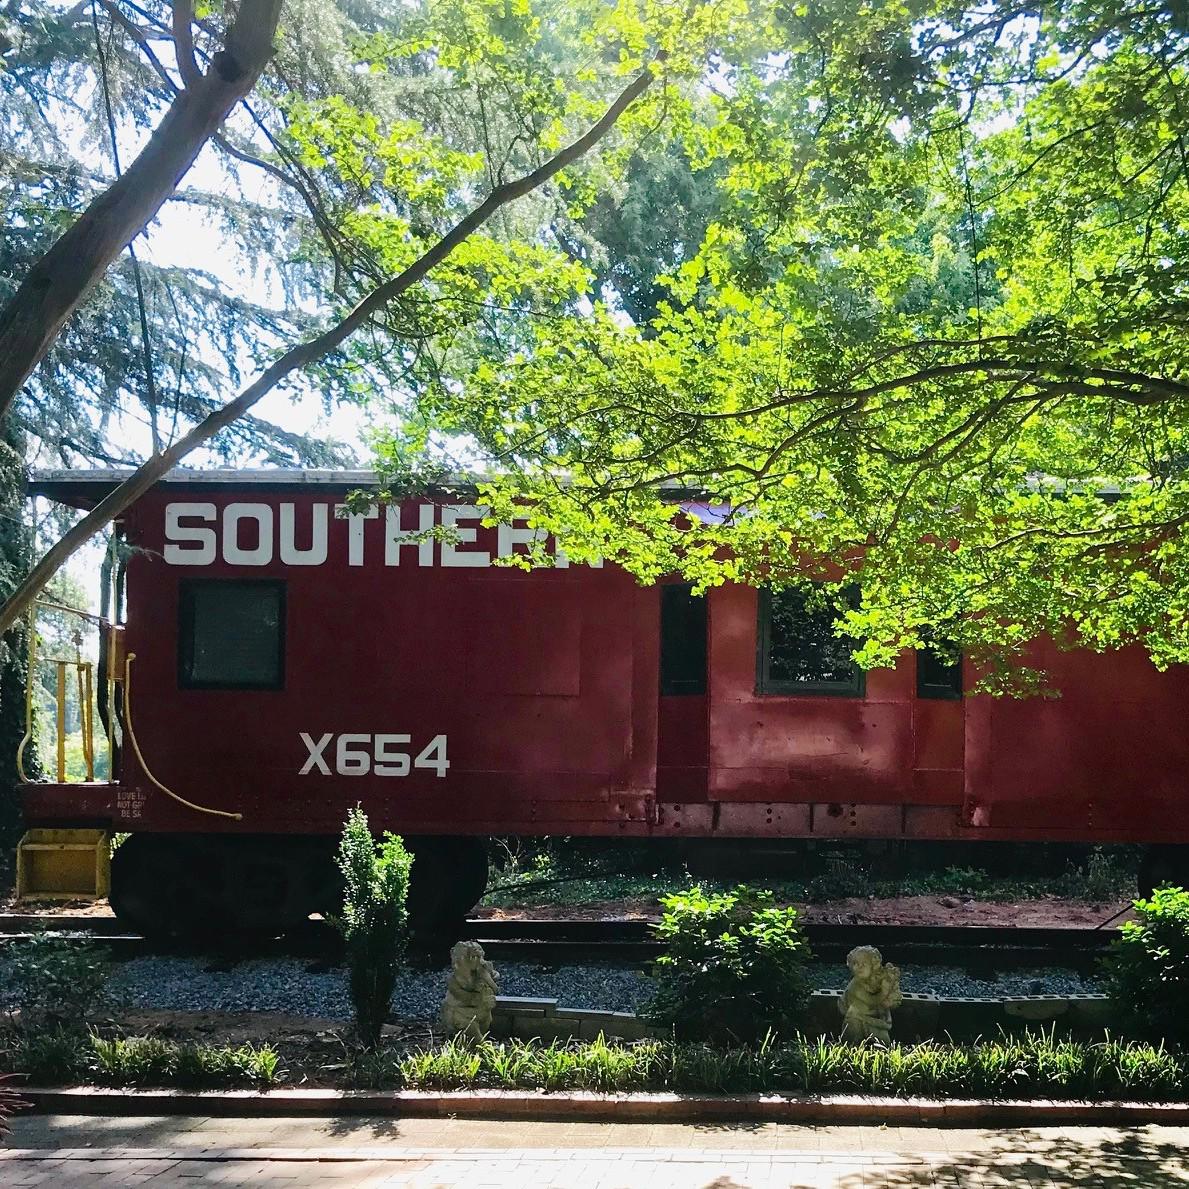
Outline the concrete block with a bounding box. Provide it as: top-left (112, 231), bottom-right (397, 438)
top-left (496, 996), bottom-right (557, 1016)
top-left (895, 993), bottom-right (941, 1041)
top-left (1068, 995), bottom-right (1113, 1030)
top-left (609, 1012), bottom-right (652, 1041)
top-left (579, 1013), bottom-right (622, 1041)
top-left (1003, 996), bottom-right (1070, 1022)
top-left (936, 997), bottom-right (1003, 1039)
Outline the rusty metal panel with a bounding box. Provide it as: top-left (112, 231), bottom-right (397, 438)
top-left (714, 801), bottom-right (812, 837)
top-left (810, 802), bottom-right (905, 837)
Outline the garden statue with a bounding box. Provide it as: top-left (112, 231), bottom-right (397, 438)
top-left (840, 945), bottom-right (903, 1044)
top-left (440, 939), bottom-right (499, 1039)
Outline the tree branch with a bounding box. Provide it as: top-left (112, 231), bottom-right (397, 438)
top-left (172, 0), bottom-right (201, 89)
top-left (0, 0), bottom-right (284, 416)
top-left (0, 55), bottom-right (663, 634)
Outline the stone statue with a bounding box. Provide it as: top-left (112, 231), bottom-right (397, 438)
top-left (439, 940), bottom-right (499, 1039)
top-left (840, 945), bottom-right (902, 1045)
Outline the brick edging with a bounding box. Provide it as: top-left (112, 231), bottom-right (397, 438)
top-left (14, 1086), bottom-right (1189, 1126)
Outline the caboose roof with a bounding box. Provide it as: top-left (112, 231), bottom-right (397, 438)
top-left (29, 468), bottom-right (709, 511)
top-left (29, 468), bottom-right (413, 509)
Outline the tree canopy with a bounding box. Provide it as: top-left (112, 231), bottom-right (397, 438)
top-left (5, 0), bottom-right (1189, 687)
top-left (364, 0), bottom-right (1189, 686)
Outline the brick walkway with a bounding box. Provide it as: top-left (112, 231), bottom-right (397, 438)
top-left (4, 1114), bottom-right (1189, 1186)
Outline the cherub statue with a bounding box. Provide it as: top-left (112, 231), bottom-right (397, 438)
top-left (439, 940), bottom-right (499, 1039)
top-left (839, 945), bottom-right (902, 1045)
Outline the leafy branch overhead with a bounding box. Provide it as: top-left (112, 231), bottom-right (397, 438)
top-left (377, 0), bottom-right (1189, 682)
top-left (0, 0), bottom-right (760, 634)
top-left (6, 0), bottom-right (1189, 683)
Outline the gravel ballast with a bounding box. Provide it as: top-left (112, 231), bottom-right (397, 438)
top-left (0, 955), bottom-right (1104, 1021)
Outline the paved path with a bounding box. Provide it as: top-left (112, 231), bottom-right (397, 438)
top-left (5, 1114), bottom-right (1189, 1186)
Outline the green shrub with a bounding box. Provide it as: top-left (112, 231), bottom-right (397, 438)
top-left (1103, 886), bottom-right (1189, 1044)
top-left (2, 1026), bottom-right (88, 1083)
top-left (4, 1031), bottom-right (282, 1088)
top-left (644, 885), bottom-right (812, 1043)
top-left (0, 1073), bottom-right (26, 1136)
top-left (6, 934), bottom-right (108, 1029)
top-left (369, 1032), bottom-right (1187, 1101)
top-left (332, 806), bottom-right (414, 1048)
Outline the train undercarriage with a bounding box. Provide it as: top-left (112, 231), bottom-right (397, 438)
top-left (107, 832), bottom-right (490, 942)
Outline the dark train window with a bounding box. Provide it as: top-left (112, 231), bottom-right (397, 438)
top-left (756, 585), bottom-right (864, 696)
top-left (917, 637), bottom-right (962, 699)
top-left (660, 584), bottom-right (707, 695)
top-left (179, 580), bottom-right (285, 690)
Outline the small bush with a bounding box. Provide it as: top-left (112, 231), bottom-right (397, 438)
top-left (2, 1026), bottom-right (88, 1083)
top-left (4, 1031), bottom-right (282, 1088)
top-left (0, 1073), bottom-right (26, 1136)
top-left (333, 806), bottom-right (414, 1048)
top-left (644, 885), bottom-right (812, 1043)
top-left (6, 934), bottom-right (108, 1029)
top-left (369, 1032), bottom-right (1187, 1101)
top-left (1103, 886), bottom-right (1189, 1044)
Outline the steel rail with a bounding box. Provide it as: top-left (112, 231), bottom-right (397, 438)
top-left (0, 913), bottom-right (1116, 971)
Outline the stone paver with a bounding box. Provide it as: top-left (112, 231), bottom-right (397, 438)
top-left (4, 1115), bottom-right (1189, 1186)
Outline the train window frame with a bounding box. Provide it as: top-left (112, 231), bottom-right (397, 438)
top-left (916, 637), bottom-right (963, 700)
top-left (660, 583), bottom-right (707, 696)
top-left (755, 585), bottom-right (865, 697)
top-left (178, 578), bottom-right (287, 691)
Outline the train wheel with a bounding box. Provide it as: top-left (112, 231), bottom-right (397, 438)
top-left (111, 834), bottom-right (337, 940)
top-left (110, 834), bottom-right (213, 939)
top-left (406, 836), bottom-right (489, 947)
top-left (1138, 845), bottom-right (1189, 899)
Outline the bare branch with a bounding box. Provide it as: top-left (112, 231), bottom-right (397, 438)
top-left (172, 0), bottom-right (201, 89)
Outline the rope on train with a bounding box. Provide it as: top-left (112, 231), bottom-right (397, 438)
top-left (123, 652), bottom-right (243, 821)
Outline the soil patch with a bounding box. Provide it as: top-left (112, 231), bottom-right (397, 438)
top-left (474, 894), bottom-right (1134, 928)
top-left (6, 893), bottom-right (1133, 929)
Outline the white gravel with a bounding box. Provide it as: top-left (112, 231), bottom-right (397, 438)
top-left (0, 954), bottom-right (1104, 1021)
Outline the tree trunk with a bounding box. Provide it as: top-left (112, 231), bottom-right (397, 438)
top-left (0, 0), bottom-right (283, 418)
top-left (0, 57), bottom-right (660, 637)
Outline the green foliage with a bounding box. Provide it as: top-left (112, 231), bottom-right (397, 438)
top-left (482, 842), bottom-right (1137, 909)
top-left (87, 1035), bottom-right (283, 1088)
top-left (1104, 887), bottom-right (1189, 1044)
top-left (333, 806), bottom-right (413, 1048)
top-left (645, 885), bottom-right (812, 1043)
top-left (360, 0), bottom-right (1189, 682)
top-left (6, 934), bottom-right (108, 1030)
top-left (0, 1073), bottom-right (26, 1137)
top-left (351, 1032), bottom-right (1188, 1101)
top-left (4, 1029), bottom-right (282, 1088)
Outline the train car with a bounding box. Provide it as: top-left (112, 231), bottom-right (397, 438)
top-left (16, 468), bottom-right (1189, 936)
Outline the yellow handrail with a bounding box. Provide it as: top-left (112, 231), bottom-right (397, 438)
top-left (15, 605), bottom-right (35, 783)
top-left (122, 652), bottom-right (243, 821)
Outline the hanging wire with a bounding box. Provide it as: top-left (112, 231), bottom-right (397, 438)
top-left (90, 0), bottom-right (162, 454)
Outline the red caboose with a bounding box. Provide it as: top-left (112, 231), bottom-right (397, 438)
top-left (18, 469), bottom-right (1189, 935)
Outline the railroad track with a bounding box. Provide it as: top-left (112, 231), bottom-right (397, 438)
top-left (0, 912), bottom-right (1117, 971)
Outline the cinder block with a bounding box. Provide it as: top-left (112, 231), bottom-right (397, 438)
top-left (895, 992), bottom-right (941, 1041)
top-left (936, 997), bottom-right (1003, 1039)
top-left (1003, 996), bottom-right (1070, 1022)
top-left (609, 1012), bottom-right (652, 1041)
top-left (496, 996), bottom-right (557, 1016)
top-left (1068, 995), bottom-right (1114, 1030)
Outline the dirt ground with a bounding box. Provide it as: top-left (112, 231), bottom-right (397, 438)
top-left (474, 894), bottom-right (1135, 929)
top-left (6, 892), bottom-right (1134, 929)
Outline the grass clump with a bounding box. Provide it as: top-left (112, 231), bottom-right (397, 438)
top-left (644, 885), bottom-right (812, 1043)
top-left (332, 806), bottom-right (414, 1048)
top-left (349, 1031), bottom-right (1187, 1101)
top-left (1104, 886), bottom-right (1189, 1045)
top-left (3, 1030), bottom-right (283, 1088)
top-left (5, 933), bottom-right (108, 1030)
